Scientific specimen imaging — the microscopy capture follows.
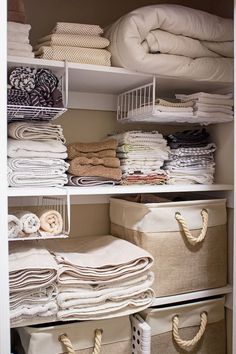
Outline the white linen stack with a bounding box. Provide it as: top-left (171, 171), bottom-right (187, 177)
top-left (8, 22), bottom-right (34, 58)
top-left (9, 242), bottom-right (58, 326)
top-left (7, 121), bottom-right (69, 187)
top-left (34, 22), bottom-right (111, 66)
top-left (112, 130), bottom-right (169, 185)
top-left (176, 92), bottom-right (234, 123)
top-left (46, 235), bottom-right (154, 320)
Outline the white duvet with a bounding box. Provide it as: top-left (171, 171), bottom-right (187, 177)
top-left (106, 4), bottom-right (233, 82)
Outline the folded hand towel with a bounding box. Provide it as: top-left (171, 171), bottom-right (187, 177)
top-left (67, 174), bottom-right (118, 186)
top-left (8, 121), bottom-right (66, 143)
top-left (8, 42), bottom-right (32, 52)
top-left (36, 34), bottom-right (109, 49)
top-left (8, 49), bottom-right (34, 58)
top-left (8, 215), bottom-right (22, 239)
top-left (52, 22), bottom-right (103, 36)
top-left (38, 210), bottom-right (63, 235)
top-left (67, 139), bottom-right (118, 159)
top-left (70, 156), bottom-right (120, 168)
top-left (8, 31), bottom-right (29, 44)
top-left (14, 211), bottom-right (40, 234)
top-left (68, 164), bottom-right (122, 181)
top-left (10, 300), bottom-right (58, 323)
top-left (69, 149), bottom-right (117, 159)
top-left (8, 11), bottom-right (26, 24)
top-left (8, 170), bottom-right (68, 187)
top-left (8, 157), bottom-right (69, 171)
top-left (7, 21), bottom-right (31, 33)
top-left (8, 138), bottom-right (68, 158)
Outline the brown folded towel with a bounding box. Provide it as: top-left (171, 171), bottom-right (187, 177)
top-left (8, 11), bottom-right (26, 24)
top-left (67, 139), bottom-right (118, 160)
top-left (8, 0), bottom-right (25, 13)
top-left (70, 156), bottom-right (120, 169)
top-left (68, 165), bottom-right (122, 181)
top-left (71, 150), bottom-right (117, 158)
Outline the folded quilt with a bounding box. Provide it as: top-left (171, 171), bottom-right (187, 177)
top-left (8, 11), bottom-right (26, 24)
top-left (52, 22), bottom-right (103, 36)
top-left (36, 34), bottom-right (109, 48)
top-left (38, 209), bottom-right (63, 235)
top-left (8, 138), bottom-right (67, 158)
top-left (8, 49), bottom-right (34, 58)
top-left (8, 121), bottom-right (66, 143)
top-left (106, 4), bottom-right (233, 81)
top-left (68, 164), bottom-right (122, 181)
top-left (7, 21), bottom-right (31, 33)
top-left (14, 211), bottom-right (40, 234)
top-left (8, 31), bottom-right (29, 43)
top-left (35, 46), bottom-right (111, 66)
top-left (67, 139), bottom-right (118, 159)
top-left (69, 156), bottom-right (120, 168)
top-left (67, 175), bottom-right (118, 187)
top-left (8, 171), bottom-right (68, 188)
top-left (8, 215), bottom-right (22, 239)
top-left (8, 41), bottom-right (32, 51)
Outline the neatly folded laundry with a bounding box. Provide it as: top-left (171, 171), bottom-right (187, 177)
top-left (8, 170), bottom-right (68, 188)
top-left (8, 31), bottom-right (29, 44)
top-left (67, 174), bottom-right (118, 187)
top-left (68, 164), bottom-right (122, 181)
top-left (67, 139), bottom-right (118, 159)
top-left (7, 21), bottom-right (31, 33)
top-left (69, 156), bottom-right (120, 169)
top-left (51, 22), bottom-right (103, 36)
top-left (36, 34), bottom-right (109, 49)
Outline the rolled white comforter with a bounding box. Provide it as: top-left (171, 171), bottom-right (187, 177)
top-left (106, 4), bottom-right (233, 82)
top-left (39, 209), bottom-right (63, 235)
top-left (8, 215), bottom-right (22, 239)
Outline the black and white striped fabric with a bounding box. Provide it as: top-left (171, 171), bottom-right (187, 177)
top-left (30, 85), bottom-right (54, 107)
top-left (35, 69), bottom-right (58, 93)
top-left (8, 88), bottom-right (31, 106)
top-left (9, 67), bottom-right (37, 93)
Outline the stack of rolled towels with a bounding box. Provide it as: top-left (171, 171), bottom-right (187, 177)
top-left (112, 130), bottom-right (169, 185)
top-left (9, 242), bottom-right (58, 326)
top-left (8, 209), bottom-right (64, 239)
top-left (8, 66), bottom-right (63, 108)
top-left (7, 121), bottom-right (69, 187)
top-left (35, 22), bottom-right (111, 66)
top-left (67, 139), bottom-right (122, 186)
top-left (164, 128), bottom-right (216, 184)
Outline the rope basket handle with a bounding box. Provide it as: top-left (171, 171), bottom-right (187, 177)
top-left (172, 312), bottom-right (208, 350)
top-left (59, 328), bottom-right (103, 354)
top-left (175, 208), bottom-right (209, 246)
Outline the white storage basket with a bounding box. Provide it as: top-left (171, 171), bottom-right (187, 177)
top-left (110, 197), bottom-right (227, 296)
top-left (141, 297), bottom-right (226, 354)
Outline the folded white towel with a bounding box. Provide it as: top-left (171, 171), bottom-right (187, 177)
top-left (8, 49), bottom-right (34, 58)
top-left (14, 211), bottom-right (40, 234)
top-left (8, 215), bottom-right (22, 239)
top-left (8, 157), bottom-right (69, 172)
top-left (8, 170), bottom-right (68, 187)
top-left (8, 42), bottom-right (33, 52)
top-left (8, 31), bottom-right (29, 44)
top-left (10, 300), bottom-right (58, 323)
top-left (7, 22), bottom-right (31, 34)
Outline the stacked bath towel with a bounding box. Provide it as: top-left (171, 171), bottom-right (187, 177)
top-left (164, 129), bottom-right (216, 184)
top-left (7, 121), bottom-right (69, 187)
top-left (9, 242), bottom-right (58, 326)
top-left (67, 139), bottom-right (122, 186)
top-left (8, 0), bottom-right (26, 24)
top-left (47, 235), bottom-right (154, 320)
top-left (8, 22), bottom-right (34, 58)
top-left (112, 131), bottom-right (169, 185)
top-left (35, 22), bottom-right (111, 66)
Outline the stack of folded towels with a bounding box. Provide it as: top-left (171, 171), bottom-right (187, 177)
top-left (9, 242), bottom-right (58, 326)
top-left (7, 121), bottom-right (69, 187)
top-left (8, 209), bottom-right (63, 239)
top-left (34, 22), bottom-right (111, 66)
top-left (112, 130), bottom-right (169, 185)
top-left (8, 66), bottom-right (63, 108)
top-left (164, 128), bottom-right (216, 184)
top-left (176, 92), bottom-right (234, 123)
top-left (47, 235), bottom-right (154, 320)
top-left (67, 139), bottom-right (122, 186)
top-left (8, 0), bottom-right (34, 58)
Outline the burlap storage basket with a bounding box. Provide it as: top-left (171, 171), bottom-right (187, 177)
top-left (17, 316), bottom-right (131, 354)
top-left (110, 198), bottom-right (227, 296)
top-left (141, 297), bottom-right (226, 354)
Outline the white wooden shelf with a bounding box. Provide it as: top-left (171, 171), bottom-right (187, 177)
top-left (7, 184), bottom-right (233, 197)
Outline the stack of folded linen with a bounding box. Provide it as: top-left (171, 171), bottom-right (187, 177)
top-left (176, 92), bottom-right (234, 123)
top-left (46, 235), bottom-right (154, 320)
top-left (67, 139), bottom-right (122, 186)
top-left (7, 67), bottom-right (63, 108)
top-left (8, 121), bottom-right (69, 187)
top-left (112, 130), bottom-right (169, 185)
top-left (8, 22), bottom-right (34, 58)
top-left (35, 22), bottom-right (111, 66)
top-left (8, 0), bottom-right (26, 24)
top-left (164, 128), bottom-right (216, 184)
top-left (9, 243), bottom-right (58, 326)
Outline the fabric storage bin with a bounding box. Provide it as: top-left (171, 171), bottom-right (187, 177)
top-left (17, 316), bottom-right (132, 354)
top-left (110, 198), bottom-right (227, 296)
top-left (140, 297), bottom-right (226, 353)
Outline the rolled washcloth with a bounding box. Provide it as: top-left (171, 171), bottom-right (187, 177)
top-left (67, 139), bottom-right (118, 160)
top-left (8, 215), bottom-right (22, 239)
top-left (38, 210), bottom-right (63, 235)
top-left (14, 211), bottom-right (40, 234)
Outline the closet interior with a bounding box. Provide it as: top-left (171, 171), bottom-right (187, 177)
top-left (1, 0), bottom-right (235, 353)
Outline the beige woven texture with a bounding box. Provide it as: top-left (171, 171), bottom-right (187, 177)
top-left (37, 34), bottom-right (109, 48)
top-left (59, 340), bottom-right (131, 354)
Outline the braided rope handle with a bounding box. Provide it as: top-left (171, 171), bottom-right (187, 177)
top-left (58, 329), bottom-right (103, 354)
top-left (175, 209), bottom-right (209, 245)
top-left (172, 312), bottom-right (208, 350)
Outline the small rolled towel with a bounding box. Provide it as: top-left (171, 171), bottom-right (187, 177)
top-left (67, 139), bottom-right (118, 160)
top-left (9, 67), bottom-right (37, 92)
top-left (8, 215), bottom-right (22, 238)
top-left (70, 156), bottom-right (120, 168)
top-left (35, 68), bottom-right (58, 93)
top-left (14, 211), bottom-right (40, 234)
top-left (39, 210), bottom-right (63, 235)
top-left (68, 164), bottom-right (122, 181)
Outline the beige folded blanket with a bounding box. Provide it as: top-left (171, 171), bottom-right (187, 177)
top-left (67, 139), bottom-right (118, 159)
top-left (70, 156), bottom-right (120, 169)
top-left (8, 215), bottom-right (22, 239)
top-left (52, 22), bottom-right (103, 36)
top-left (68, 164), bottom-right (122, 181)
top-left (35, 46), bottom-right (111, 66)
top-left (38, 209), bottom-right (63, 235)
top-left (36, 34), bottom-right (109, 49)
top-left (14, 211), bottom-right (40, 234)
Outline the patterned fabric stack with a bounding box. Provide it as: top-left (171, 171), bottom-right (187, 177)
top-left (8, 67), bottom-right (63, 108)
top-left (164, 129), bottom-right (216, 184)
top-left (8, 22), bottom-right (34, 58)
top-left (67, 139), bottom-right (122, 186)
top-left (35, 22), bottom-right (111, 66)
top-left (112, 130), bottom-right (169, 185)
